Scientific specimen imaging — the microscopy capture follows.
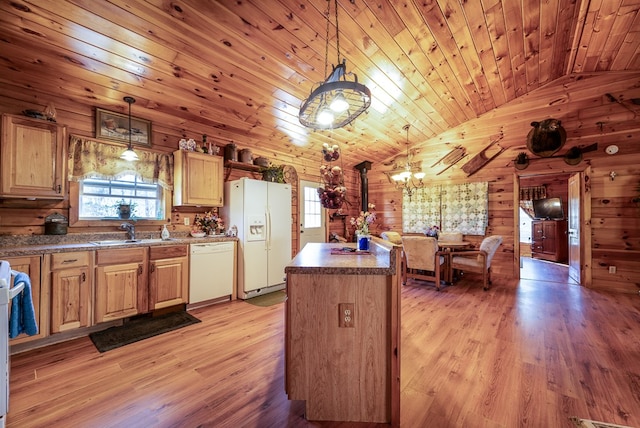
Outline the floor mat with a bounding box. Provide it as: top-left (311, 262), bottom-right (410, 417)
top-left (89, 311), bottom-right (200, 353)
top-left (244, 290), bottom-right (286, 307)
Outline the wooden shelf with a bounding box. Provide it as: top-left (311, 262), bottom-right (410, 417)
top-left (224, 160), bottom-right (262, 180)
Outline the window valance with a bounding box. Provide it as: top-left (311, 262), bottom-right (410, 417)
top-left (519, 185), bottom-right (546, 218)
top-left (402, 182), bottom-right (489, 235)
top-left (68, 135), bottom-right (173, 190)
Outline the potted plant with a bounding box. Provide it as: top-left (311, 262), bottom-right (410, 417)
top-left (114, 199), bottom-right (137, 220)
top-left (259, 164), bottom-right (285, 183)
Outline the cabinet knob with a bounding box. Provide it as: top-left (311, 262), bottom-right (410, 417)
top-left (150, 263), bottom-right (155, 273)
top-left (138, 265), bottom-right (143, 275)
top-left (81, 272), bottom-right (86, 282)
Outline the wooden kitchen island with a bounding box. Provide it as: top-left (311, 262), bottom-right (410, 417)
top-left (284, 239), bottom-right (401, 426)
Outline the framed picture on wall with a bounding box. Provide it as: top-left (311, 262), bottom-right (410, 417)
top-left (95, 107), bottom-right (151, 146)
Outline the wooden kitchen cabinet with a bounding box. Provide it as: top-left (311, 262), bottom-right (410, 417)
top-left (149, 245), bottom-right (188, 310)
top-left (1, 114), bottom-right (67, 199)
top-left (50, 252), bottom-right (92, 334)
top-left (532, 220), bottom-right (568, 263)
top-left (173, 150), bottom-right (223, 206)
top-left (95, 247), bottom-right (148, 323)
top-left (6, 255), bottom-right (46, 344)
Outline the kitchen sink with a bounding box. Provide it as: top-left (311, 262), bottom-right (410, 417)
top-left (90, 239), bottom-right (141, 246)
top-left (90, 238), bottom-right (177, 246)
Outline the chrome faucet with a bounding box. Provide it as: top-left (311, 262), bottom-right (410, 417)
top-left (120, 222), bottom-right (136, 241)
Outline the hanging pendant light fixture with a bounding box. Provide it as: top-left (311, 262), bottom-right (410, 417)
top-left (389, 125), bottom-right (425, 201)
top-left (120, 96), bottom-right (139, 161)
top-left (298, 0), bottom-right (371, 130)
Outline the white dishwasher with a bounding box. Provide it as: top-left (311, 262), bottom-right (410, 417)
top-left (189, 242), bottom-right (235, 308)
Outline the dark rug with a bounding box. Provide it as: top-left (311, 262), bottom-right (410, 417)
top-left (89, 311), bottom-right (200, 353)
top-left (245, 290), bottom-right (287, 307)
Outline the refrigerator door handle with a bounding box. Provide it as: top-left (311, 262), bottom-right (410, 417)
top-left (266, 208), bottom-right (271, 249)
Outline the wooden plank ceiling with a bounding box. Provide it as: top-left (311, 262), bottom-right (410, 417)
top-left (0, 0), bottom-right (638, 167)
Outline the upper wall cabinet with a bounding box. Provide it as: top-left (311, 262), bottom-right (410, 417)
top-left (173, 150), bottom-right (223, 207)
top-left (1, 114), bottom-right (67, 199)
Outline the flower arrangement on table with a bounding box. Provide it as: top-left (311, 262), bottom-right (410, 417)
top-left (350, 203), bottom-right (376, 236)
top-left (424, 225), bottom-right (440, 237)
top-left (192, 211), bottom-right (224, 236)
top-left (350, 204), bottom-right (376, 251)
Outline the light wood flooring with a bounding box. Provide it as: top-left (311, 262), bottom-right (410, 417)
top-left (520, 256), bottom-right (578, 285)
top-left (7, 273), bottom-right (640, 427)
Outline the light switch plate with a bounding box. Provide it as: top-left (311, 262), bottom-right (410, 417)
top-left (183, 217), bottom-right (190, 226)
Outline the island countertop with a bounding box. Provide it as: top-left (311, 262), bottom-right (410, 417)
top-left (285, 241), bottom-right (398, 275)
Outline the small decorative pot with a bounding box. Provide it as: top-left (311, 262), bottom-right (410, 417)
top-left (117, 205), bottom-right (132, 220)
top-left (356, 234), bottom-right (371, 252)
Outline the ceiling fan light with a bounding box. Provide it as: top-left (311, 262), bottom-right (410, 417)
top-left (413, 171), bottom-right (426, 180)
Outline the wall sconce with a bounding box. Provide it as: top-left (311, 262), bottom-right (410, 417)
top-left (609, 171), bottom-right (617, 181)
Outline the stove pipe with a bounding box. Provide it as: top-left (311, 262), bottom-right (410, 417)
top-left (354, 161), bottom-right (373, 212)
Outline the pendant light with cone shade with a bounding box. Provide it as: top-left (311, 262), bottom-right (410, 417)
top-left (120, 96), bottom-right (139, 161)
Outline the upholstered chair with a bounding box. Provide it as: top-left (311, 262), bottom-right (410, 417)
top-left (401, 236), bottom-right (446, 290)
top-left (449, 235), bottom-right (503, 290)
top-left (380, 231), bottom-right (403, 245)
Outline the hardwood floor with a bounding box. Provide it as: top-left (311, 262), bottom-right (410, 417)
top-left (8, 274), bottom-right (640, 427)
top-left (520, 256), bottom-right (578, 284)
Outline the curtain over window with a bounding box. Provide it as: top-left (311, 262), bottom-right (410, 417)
top-left (519, 185), bottom-right (546, 218)
top-left (67, 135), bottom-right (173, 190)
top-left (402, 182), bottom-right (489, 235)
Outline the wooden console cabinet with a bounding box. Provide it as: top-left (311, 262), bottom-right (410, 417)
top-left (531, 220), bottom-right (568, 263)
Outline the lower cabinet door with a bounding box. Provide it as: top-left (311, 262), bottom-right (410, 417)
top-left (51, 267), bottom-right (90, 333)
top-left (149, 256), bottom-right (188, 310)
top-left (95, 262), bottom-right (141, 323)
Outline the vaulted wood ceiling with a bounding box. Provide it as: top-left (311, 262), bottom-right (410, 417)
top-left (0, 0), bottom-right (639, 167)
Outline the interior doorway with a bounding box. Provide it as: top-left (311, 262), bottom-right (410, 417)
top-left (516, 172), bottom-right (579, 285)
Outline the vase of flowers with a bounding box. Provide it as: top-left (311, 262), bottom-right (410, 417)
top-left (192, 211), bottom-right (224, 236)
top-left (425, 225), bottom-right (440, 237)
top-left (350, 204), bottom-right (376, 251)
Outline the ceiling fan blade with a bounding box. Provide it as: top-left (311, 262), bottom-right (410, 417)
top-left (581, 142), bottom-right (598, 153)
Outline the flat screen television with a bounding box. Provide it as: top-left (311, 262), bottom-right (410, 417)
top-left (532, 197), bottom-right (564, 220)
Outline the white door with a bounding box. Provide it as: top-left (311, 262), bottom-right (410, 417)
top-left (299, 180), bottom-right (326, 250)
top-left (568, 173), bottom-right (581, 284)
top-left (266, 181), bottom-right (292, 288)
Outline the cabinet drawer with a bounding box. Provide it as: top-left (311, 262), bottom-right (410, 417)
top-left (149, 245), bottom-right (188, 260)
top-left (51, 251), bottom-right (90, 270)
top-left (96, 247), bottom-right (146, 265)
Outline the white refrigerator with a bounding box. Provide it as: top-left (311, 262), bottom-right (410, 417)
top-left (223, 178), bottom-right (292, 299)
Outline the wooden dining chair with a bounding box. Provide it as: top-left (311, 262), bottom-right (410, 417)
top-left (401, 236), bottom-right (446, 290)
top-left (449, 235), bottom-right (503, 290)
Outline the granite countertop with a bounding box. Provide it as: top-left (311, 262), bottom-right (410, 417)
top-left (285, 242), bottom-right (398, 275)
top-left (0, 232), bottom-right (237, 258)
